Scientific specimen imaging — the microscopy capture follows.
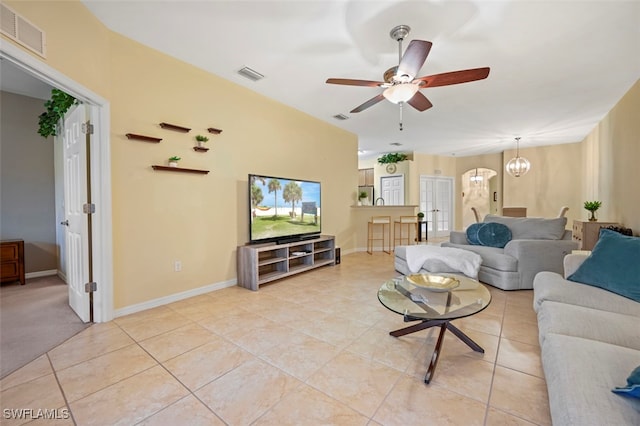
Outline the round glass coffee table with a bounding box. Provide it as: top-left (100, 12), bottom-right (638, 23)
top-left (378, 273), bottom-right (491, 384)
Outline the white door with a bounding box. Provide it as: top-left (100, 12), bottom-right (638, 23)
top-left (62, 104), bottom-right (90, 322)
top-left (420, 176), bottom-right (454, 239)
top-left (380, 175), bottom-right (404, 205)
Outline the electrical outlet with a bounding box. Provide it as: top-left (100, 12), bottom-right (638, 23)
top-left (174, 260), bottom-right (182, 272)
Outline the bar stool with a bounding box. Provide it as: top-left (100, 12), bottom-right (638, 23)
top-left (367, 216), bottom-right (391, 254)
top-left (393, 216), bottom-right (418, 249)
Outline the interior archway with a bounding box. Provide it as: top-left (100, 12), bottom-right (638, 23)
top-left (461, 168), bottom-right (498, 229)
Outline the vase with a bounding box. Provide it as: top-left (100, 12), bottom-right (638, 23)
top-left (169, 161), bottom-right (178, 168)
top-left (588, 210), bottom-right (597, 222)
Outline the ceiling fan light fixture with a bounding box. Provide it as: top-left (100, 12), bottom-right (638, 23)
top-left (383, 83), bottom-right (420, 104)
top-left (505, 137), bottom-right (531, 177)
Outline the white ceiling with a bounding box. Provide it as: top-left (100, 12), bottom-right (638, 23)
top-left (0, 58), bottom-right (53, 100)
top-left (43, 1), bottom-right (640, 157)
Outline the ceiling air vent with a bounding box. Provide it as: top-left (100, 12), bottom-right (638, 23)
top-left (390, 142), bottom-right (403, 146)
top-left (0, 4), bottom-right (46, 58)
top-left (333, 113), bottom-right (349, 121)
top-left (237, 66), bottom-right (264, 82)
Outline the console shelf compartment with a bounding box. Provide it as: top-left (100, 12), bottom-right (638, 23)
top-left (237, 235), bottom-right (335, 291)
top-left (159, 122), bottom-right (191, 132)
top-left (151, 165), bottom-right (209, 174)
top-left (126, 133), bottom-right (162, 143)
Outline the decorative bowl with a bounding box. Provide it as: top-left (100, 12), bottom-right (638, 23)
top-left (406, 274), bottom-right (460, 292)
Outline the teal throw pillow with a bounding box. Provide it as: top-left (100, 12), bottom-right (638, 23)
top-left (612, 365), bottom-right (640, 399)
top-left (477, 222), bottom-right (512, 248)
top-left (466, 223), bottom-right (483, 245)
top-left (567, 229), bottom-right (640, 302)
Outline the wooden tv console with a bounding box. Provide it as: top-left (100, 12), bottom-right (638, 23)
top-left (237, 235), bottom-right (335, 291)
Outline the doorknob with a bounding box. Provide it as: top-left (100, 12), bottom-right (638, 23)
top-left (60, 220), bottom-right (69, 226)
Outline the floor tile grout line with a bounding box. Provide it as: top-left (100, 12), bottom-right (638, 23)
top-left (46, 352), bottom-right (78, 426)
top-left (483, 289), bottom-right (508, 426)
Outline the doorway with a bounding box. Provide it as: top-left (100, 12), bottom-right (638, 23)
top-left (1, 42), bottom-right (113, 322)
top-left (380, 175), bottom-right (405, 205)
top-left (419, 176), bottom-right (454, 239)
top-left (461, 168), bottom-right (498, 229)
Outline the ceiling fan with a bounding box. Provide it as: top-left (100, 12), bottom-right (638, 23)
top-left (326, 25), bottom-right (490, 129)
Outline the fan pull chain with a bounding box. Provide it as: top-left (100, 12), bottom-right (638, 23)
top-left (399, 102), bottom-right (404, 131)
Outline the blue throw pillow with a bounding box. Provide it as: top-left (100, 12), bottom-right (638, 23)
top-left (466, 223), bottom-right (483, 245)
top-left (612, 365), bottom-right (640, 399)
top-left (477, 222), bottom-right (512, 248)
top-left (567, 229), bottom-right (640, 302)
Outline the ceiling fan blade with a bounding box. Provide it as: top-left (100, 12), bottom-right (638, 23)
top-left (415, 67), bottom-right (490, 87)
top-left (326, 78), bottom-right (384, 87)
top-left (350, 93), bottom-right (385, 113)
top-left (407, 91), bottom-right (433, 112)
top-left (397, 40), bottom-right (432, 80)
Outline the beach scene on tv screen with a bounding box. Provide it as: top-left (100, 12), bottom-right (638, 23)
top-left (250, 176), bottom-right (321, 241)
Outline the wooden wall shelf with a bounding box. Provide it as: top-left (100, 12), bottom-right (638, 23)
top-left (159, 122), bottom-right (191, 133)
top-left (193, 147), bottom-right (209, 152)
top-left (126, 133), bottom-right (162, 143)
top-left (152, 165), bottom-right (209, 174)
top-left (207, 127), bottom-right (223, 134)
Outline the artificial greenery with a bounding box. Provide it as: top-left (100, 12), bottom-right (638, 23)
top-left (358, 191), bottom-right (368, 200)
top-left (169, 156), bottom-right (181, 161)
top-left (37, 89), bottom-right (77, 138)
top-left (377, 152), bottom-right (408, 164)
top-left (417, 211), bottom-right (425, 219)
top-left (195, 135), bottom-right (209, 143)
top-left (583, 201), bottom-right (602, 212)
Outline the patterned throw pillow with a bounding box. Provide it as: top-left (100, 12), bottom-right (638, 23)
top-left (477, 222), bottom-right (512, 248)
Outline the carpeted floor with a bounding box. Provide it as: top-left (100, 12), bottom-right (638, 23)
top-left (0, 275), bottom-right (91, 378)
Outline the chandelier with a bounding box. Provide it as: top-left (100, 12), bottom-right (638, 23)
top-left (505, 137), bottom-right (531, 177)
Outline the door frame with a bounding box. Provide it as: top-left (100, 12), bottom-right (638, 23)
top-left (1, 42), bottom-right (114, 322)
top-left (419, 175), bottom-right (455, 239)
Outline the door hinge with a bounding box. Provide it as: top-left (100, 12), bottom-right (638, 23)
top-left (83, 203), bottom-right (96, 214)
top-left (82, 122), bottom-right (94, 134)
top-left (85, 282), bottom-right (97, 293)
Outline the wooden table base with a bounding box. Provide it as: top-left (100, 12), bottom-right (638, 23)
top-left (390, 319), bottom-right (484, 384)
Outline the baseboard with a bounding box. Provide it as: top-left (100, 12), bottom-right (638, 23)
top-left (25, 269), bottom-right (58, 279)
top-left (113, 278), bottom-right (237, 318)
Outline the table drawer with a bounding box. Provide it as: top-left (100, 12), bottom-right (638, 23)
top-left (0, 244), bottom-right (19, 260)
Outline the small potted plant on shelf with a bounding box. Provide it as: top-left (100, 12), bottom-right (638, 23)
top-left (358, 190), bottom-right (368, 206)
top-left (417, 211), bottom-right (425, 222)
top-left (168, 156), bottom-right (181, 167)
top-left (195, 135), bottom-right (209, 147)
top-left (584, 200), bottom-right (602, 222)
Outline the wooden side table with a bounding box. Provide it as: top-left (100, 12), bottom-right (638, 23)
top-left (1, 239), bottom-right (25, 285)
top-left (572, 221), bottom-right (618, 250)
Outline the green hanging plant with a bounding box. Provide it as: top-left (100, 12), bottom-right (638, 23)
top-left (37, 89), bottom-right (77, 138)
top-left (377, 152), bottom-right (408, 164)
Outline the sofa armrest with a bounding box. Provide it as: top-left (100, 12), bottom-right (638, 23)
top-left (563, 253), bottom-right (589, 278)
top-left (449, 231), bottom-right (469, 245)
top-left (504, 239), bottom-right (578, 286)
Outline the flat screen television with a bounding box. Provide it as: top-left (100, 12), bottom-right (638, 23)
top-left (248, 174), bottom-right (321, 244)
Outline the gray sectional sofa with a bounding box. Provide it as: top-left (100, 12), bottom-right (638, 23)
top-left (443, 215), bottom-right (578, 290)
top-left (533, 254), bottom-right (640, 425)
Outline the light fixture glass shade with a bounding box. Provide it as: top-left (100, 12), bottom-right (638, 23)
top-left (505, 156), bottom-right (531, 177)
top-left (383, 83), bottom-right (420, 104)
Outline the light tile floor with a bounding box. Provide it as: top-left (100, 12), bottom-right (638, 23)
top-left (0, 252), bottom-right (550, 425)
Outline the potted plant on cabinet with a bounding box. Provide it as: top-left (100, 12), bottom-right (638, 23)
top-left (358, 190), bottom-right (368, 206)
top-left (584, 201), bottom-right (602, 222)
top-left (195, 134), bottom-right (209, 147)
top-left (168, 156), bottom-right (181, 167)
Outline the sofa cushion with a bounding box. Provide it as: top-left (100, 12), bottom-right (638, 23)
top-left (568, 229), bottom-right (640, 302)
top-left (477, 222), bottom-right (512, 248)
top-left (466, 223), bottom-right (483, 245)
top-left (484, 215), bottom-right (567, 240)
top-left (442, 243), bottom-right (517, 272)
top-left (533, 271), bottom-right (640, 317)
top-left (537, 301), bottom-right (640, 350)
top-left (541, 334), bottom-right (640, 426)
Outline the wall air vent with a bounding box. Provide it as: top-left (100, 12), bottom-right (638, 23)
top-left (332, 113), bottom-right (349, 121)
top-left (237, 66), bottom-right (264, 82)
top-left (0, 3), bottom-right (46, 58)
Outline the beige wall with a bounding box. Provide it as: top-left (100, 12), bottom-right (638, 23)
top-left (582, 79), bottom-right (640, 233)
top-left (0, 91), bottom-right (57, 273)
top-left (5, 1), bottom-right (358, 309)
